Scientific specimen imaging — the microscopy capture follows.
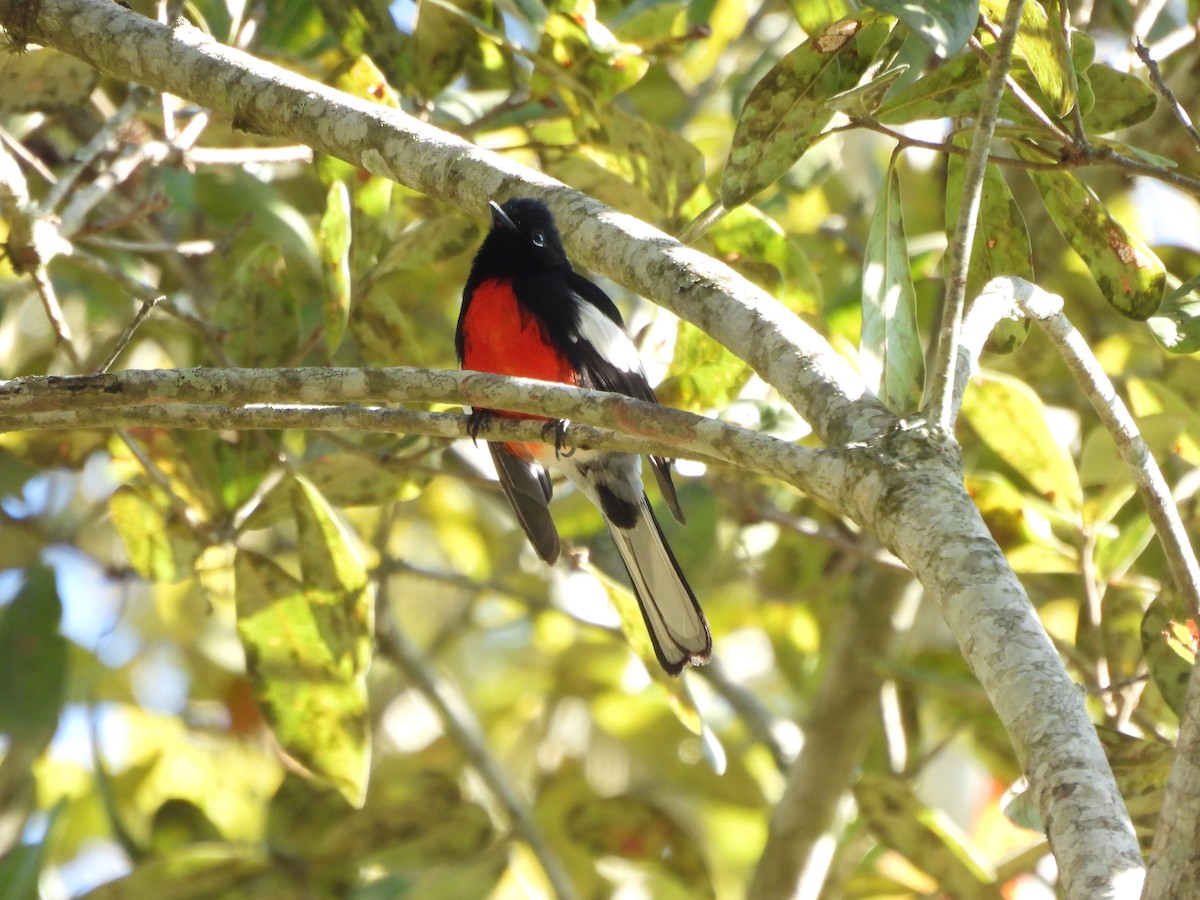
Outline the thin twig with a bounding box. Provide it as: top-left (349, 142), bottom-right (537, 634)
top-left (40, 87), bottom-right (150, 215)
top-left (97, 296), bottom-right (163, 373)
top-left (843, 118), bottom-right (1062, 171)
top-left (1133, 38), bottom-right (1200, 152)
top-left (928, 1), bottom-right (1028, 430)
top-left (1011, 279), bottom-right (1200, 618)
top-left (29, 266), bottom-right (82, 369)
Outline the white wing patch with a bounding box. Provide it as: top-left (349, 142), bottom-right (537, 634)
top-left (571, 301), bottom-right (644, 374)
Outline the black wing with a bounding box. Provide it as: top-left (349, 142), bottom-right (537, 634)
top-left (561, 273), bottom-right (686, 525)
top-left (489, 444), bottom-right (561, 564)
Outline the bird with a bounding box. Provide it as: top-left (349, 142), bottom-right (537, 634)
top-left (455, 197), bottom-right (712, 674)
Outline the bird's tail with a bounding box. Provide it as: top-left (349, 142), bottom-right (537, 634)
top-left (605, 495), bottom-right (712, 675)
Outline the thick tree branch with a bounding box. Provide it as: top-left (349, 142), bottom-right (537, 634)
top-left (0, 0), bottom-right (890, 447)
top-left (0, 368), bottom-right (826, 491)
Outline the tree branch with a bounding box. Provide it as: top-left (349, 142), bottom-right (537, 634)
top-left (927, 0), bottom-right (1026, 430)
top-left (0, 367), bottom-right (824, 490)
top-left (0, 0), bottom-right (890, 447)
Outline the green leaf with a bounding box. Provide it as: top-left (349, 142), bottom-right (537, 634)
top-left (721, 13), bottom-right (893, 207)
top-left (1141, 592), bottom-right (1196, 718)
top-left (565, 794), bottom-right (712, 889)
top-left (413, 0), bottom-right (491, 100)
top-left (0, 47), bottom-right (98, 113)
top-left (855, 773), bottom-right (1002, 898)
top-left (861, 158), bottom-right (923, 413)
top-left (863, 0), bottom-right (978, 56)
top-left (235, 478), bottom-right (371, 806)
top-left (658, 321), bottom-right (752, 411)
top-left (875, 52), bottom-right (986, 124)
top-left (1016, 151), bottom-right (1165, 320)
top-left (290, 475), bottom-right (370, 596)
top-left (1080, 65), bottom-right (1157, 134)
top-left (78, 846), bottom-right (271, 900)
top-left (1095, 726), bottom-right (1171, 849)
top-left (109, 485), bottom-right (202, 583)
top-left (216, 243), bottom-right (300, 367)
top-left (945, 141), bottom-right (1033, 354)
top-left (0, 566), bottom-right (66, 746)
top-left (580, 106), bottom-right (705, 216)
top-left (705, 205), bottom-right (822, 314)
top-left (319, 180), bottom-right (353, 355)
top-left (981, 0), bottom-right (1074, 116)
top-left (374, 212), bottom-right (481, 278)
top-left (1148, 274), bottom-right (1200, 354)
top-left (825, 63), bottom-right (909, 116)
top-left (534, 9), bottom-right (649, 103)
top-left (960, 371), bottom-right (1083, 510)
top-left (786, 0), bottom-right (855, 33)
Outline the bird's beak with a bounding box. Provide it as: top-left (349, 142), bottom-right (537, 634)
top-left (489, 201), bottom-right (517, 232)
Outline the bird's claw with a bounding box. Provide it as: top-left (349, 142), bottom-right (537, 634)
top-left (543, 419), bottom-right (575, 459)
top-left (466, 409), bottom-right (493, 446)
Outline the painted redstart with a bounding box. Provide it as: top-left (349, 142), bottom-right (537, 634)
top-left (455, 198), bottom-right (712, 674)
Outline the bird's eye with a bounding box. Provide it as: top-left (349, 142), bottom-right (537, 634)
top-left (531, 230), bottom-right (546, 248)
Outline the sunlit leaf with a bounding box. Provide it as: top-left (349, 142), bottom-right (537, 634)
top-left (864, 0), bottom-right (978, 56)
top-left (534, 9), bottom-right (649, 103)
top-left (109, 485), bottom-right (203, 583)
top-left (1141, 592), bottom-right (1197, 717)
top-left (960, 372), bottom-right (1082, 510)
top-left (705, 205), bottom-right (822, 314)
top-left (980, 0), bottom-right (1074, 116)
top-left (319, 180), bottom-right (353, 355)
top-left (875, 52), bottom-right (986, 124)
top-left (413, 0), bottom-right (491, 100)
top-left (1016, 152), bottom-right (1165, 320)
top-left (855, 773), bottom-right (1001, 898)
top-left (658, 320), bottom-right (752, 411)
top-left (721, 13), bottom-right (893, 207)
top-left (786, 0), bottom-right (855, 33)
top-left (946, 141), bottom-right (1033, 354)
top-left (1148, 274), bottom-right (1200, 354)
top-left (861, 158), bottom-right (923, 413)
top-left (235, 479), bottom-right (372, 807)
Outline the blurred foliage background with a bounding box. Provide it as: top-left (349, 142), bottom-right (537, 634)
top-left (1, 0), bottom-right (1199, 896)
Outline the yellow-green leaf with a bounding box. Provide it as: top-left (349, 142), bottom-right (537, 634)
top-left (721, 13), bottom-right (893, 207)
top-left (1141, 592), bottom-right (1196, 718)
top-left (981, 0), bottom-right (1073, 115)
top-left (946, 140), bottom-right (1033, 354)
top-left (217, 243), bottom-right (300, 367)
top-left (862, 158), bottom-right (923, 413)
top-left (855, 773), bottom-right (1002, 898)
top-left (1080, 65), bottom-right (1157, 134)
top-left (231, 542), bottom-right (367, 801)
top-left (1015, 149), bottom-right (1165, 320)
top-left (960, 371), bottom-right (1083, 510)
